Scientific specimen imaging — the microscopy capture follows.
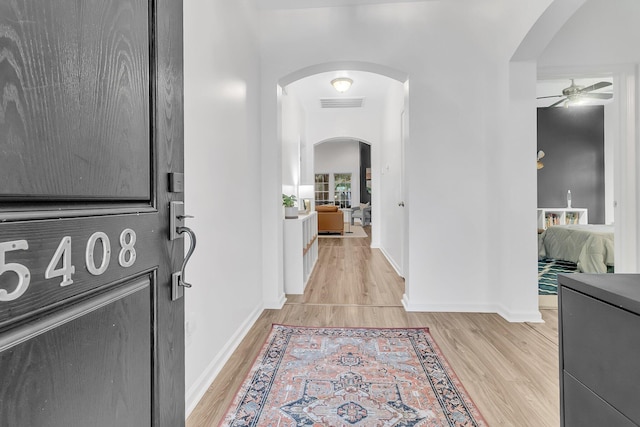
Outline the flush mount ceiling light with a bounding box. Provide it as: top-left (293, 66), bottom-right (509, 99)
top-left (331, 77), bottom-right (353, 93)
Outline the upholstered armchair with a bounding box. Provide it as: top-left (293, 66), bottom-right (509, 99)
top-left (351, 205), bottom-right (371, 226)
top-left (316, 205), bottom-right (344, 234)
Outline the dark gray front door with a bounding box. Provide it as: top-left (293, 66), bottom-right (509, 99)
top-left (0, 0), bottom-right (184, 425)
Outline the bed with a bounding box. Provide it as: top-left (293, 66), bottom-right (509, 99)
top-left (538, 224), bottom-right (614, 273)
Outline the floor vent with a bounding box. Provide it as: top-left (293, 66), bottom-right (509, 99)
top-left (320, 97), bottom-right (365, 108)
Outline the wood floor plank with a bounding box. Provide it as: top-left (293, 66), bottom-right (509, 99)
top-left (186, 226), bottom-right (558, 427)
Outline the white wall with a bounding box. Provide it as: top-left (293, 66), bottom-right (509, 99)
top-left (538, 0), bottom-right (640, 68)
top-left (281, 90), bottom-right (306, 194)
top-left (306, 107), bottom-right (383, 146)
top-left (259, 0), bottom-right (554, 321)
top-left (183, 0), bottom-right (263, 414)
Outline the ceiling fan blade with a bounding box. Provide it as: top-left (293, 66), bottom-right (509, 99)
top-left (547, 98), bottom-right (567, 108)
top-left (582, 92), bottom-right (613, 99)
top-left (580, 81), bottom-right (612, 93)
top-left (536, 95), bottom-right (564, 99)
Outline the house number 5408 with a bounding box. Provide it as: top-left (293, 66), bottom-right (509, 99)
top-left (0, 229), bottom-right (137, 302)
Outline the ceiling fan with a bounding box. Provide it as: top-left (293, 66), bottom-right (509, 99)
top-left (537, 79), bottom-right (613, 108)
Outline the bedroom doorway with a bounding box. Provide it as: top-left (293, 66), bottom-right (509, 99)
top-left (535, 72), bottom-right (630, 308)
top-left (510, 0), bottom-right (640, 317)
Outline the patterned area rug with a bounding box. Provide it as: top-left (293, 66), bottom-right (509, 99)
top-left (220, 325), bottom-right (487, 426)
top-left (538, 258), bottom-right (577, 295)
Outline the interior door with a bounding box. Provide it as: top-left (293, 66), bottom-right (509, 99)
top-left (0, 0), bottom-right (185, 426)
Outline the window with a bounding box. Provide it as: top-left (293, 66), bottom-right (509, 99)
top-left (334, 173), bottom-right (351, 208)
top-left (314, 174), bottom-right (331, 205)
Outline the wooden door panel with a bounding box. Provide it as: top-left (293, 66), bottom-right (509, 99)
top-left (0, 277), bottom-right (152, 427)
top-left (0, 0), bottom-right (184, 424)
top-left (0, 0), bottom-right (150, 200)
top-left (0, 213), bottom-right (164, 328)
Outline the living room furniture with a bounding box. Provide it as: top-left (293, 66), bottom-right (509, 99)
top-left (283, 211), bottom-right (318, 294)
top-left (316, 205), bottom-right (344, 234)
top-left (351, 205), bottom-right (371, 226)
top-left (558, 273), bottom-right (640, 426)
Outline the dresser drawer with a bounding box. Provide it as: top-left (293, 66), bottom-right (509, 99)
top-left (561, 287), bottom-right (640, 424)
top-left (563, 372), bottom-right (636, 427)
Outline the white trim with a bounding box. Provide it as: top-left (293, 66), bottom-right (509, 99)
top-left (402, 300), bottom-right (497, 314)
top-left (185, 303), bottom-right (263, 417)
top-left (617, 67), bottom-right (638, 272)
top-left (279, 61), bottom-right (408, 87)
top-left (264, 292), bottom-right (287, 310)
top-left (496, 305), bottom-right (543, 323)
top-left (379, 245), bottom-right (403, 278)
top-left (401, 294), bottom-right (543, 323)
top-left (401, 293), bottom-right (411, 311)
top-left (511, 0), bottom-right (586, 61)
top-left (255, 0), bottom-right (428, 11)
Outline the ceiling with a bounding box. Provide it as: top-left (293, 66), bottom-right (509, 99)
top-left (288, 73), bottom-right (614, 113)
top-left (257, 2), bottom-right (614, 110)
top-left (286, 70), bottom-right (400, 113)
top-left (536, 77), bottom-right (614, 108)
top-left (254, 0), bottom-right (429, 9)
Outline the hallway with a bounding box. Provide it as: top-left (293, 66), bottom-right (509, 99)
top-left (187, 228), bottom-right (559, 426)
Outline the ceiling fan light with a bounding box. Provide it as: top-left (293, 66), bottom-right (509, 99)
top-left (566, 96), bottom-right (587, 107)
top-left (331, 77), bottom-right (353, 93)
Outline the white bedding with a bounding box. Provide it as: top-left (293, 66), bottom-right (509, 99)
top-left (538, 224), bottom-right (614, 273)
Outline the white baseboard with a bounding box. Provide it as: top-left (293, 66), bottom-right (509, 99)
top-left (185, 302), bottom-right (263, 416)
top-left (263, 292), bottom-right (287, 309)
top-left (379, 246), bottom-right (403, 277)
top-left (401, 293), bottom-right (411, 310)
top-left (496, 304), bottom-right (543, 323)
top-left (401, 294), bottom-right (543, 323)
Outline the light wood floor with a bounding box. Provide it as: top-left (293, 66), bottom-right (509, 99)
top-left (187, 227), bottom-right (559, 426)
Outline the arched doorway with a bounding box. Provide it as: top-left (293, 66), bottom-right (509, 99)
top-left (272, 63), bottom-right (409, 306)
top-left (510, 0), bottom-right (639, 308)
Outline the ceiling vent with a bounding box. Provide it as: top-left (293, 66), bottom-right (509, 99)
top-left (320, 97), bottom-right (365, 108)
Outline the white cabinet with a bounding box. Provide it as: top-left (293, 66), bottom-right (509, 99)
top-left (284, 211), bottom-right (318, 294)
top-left (537, 208), bottom-right (588, 230)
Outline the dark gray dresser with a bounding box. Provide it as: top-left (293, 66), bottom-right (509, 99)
top-left (558, 274), bottom-right (640, 427)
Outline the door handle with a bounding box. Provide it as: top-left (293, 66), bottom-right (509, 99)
top-left (169, 201), bottom-right (197, 300)
top-left (171, 225), bottom-right (197, 301)
top-left (176, 226), bottom-right (196, 288)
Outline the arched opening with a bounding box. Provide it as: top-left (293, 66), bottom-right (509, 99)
top-left (278, 64), bottom-right (409, 302)
top-left (510, 0), bottom-right (638, 310)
